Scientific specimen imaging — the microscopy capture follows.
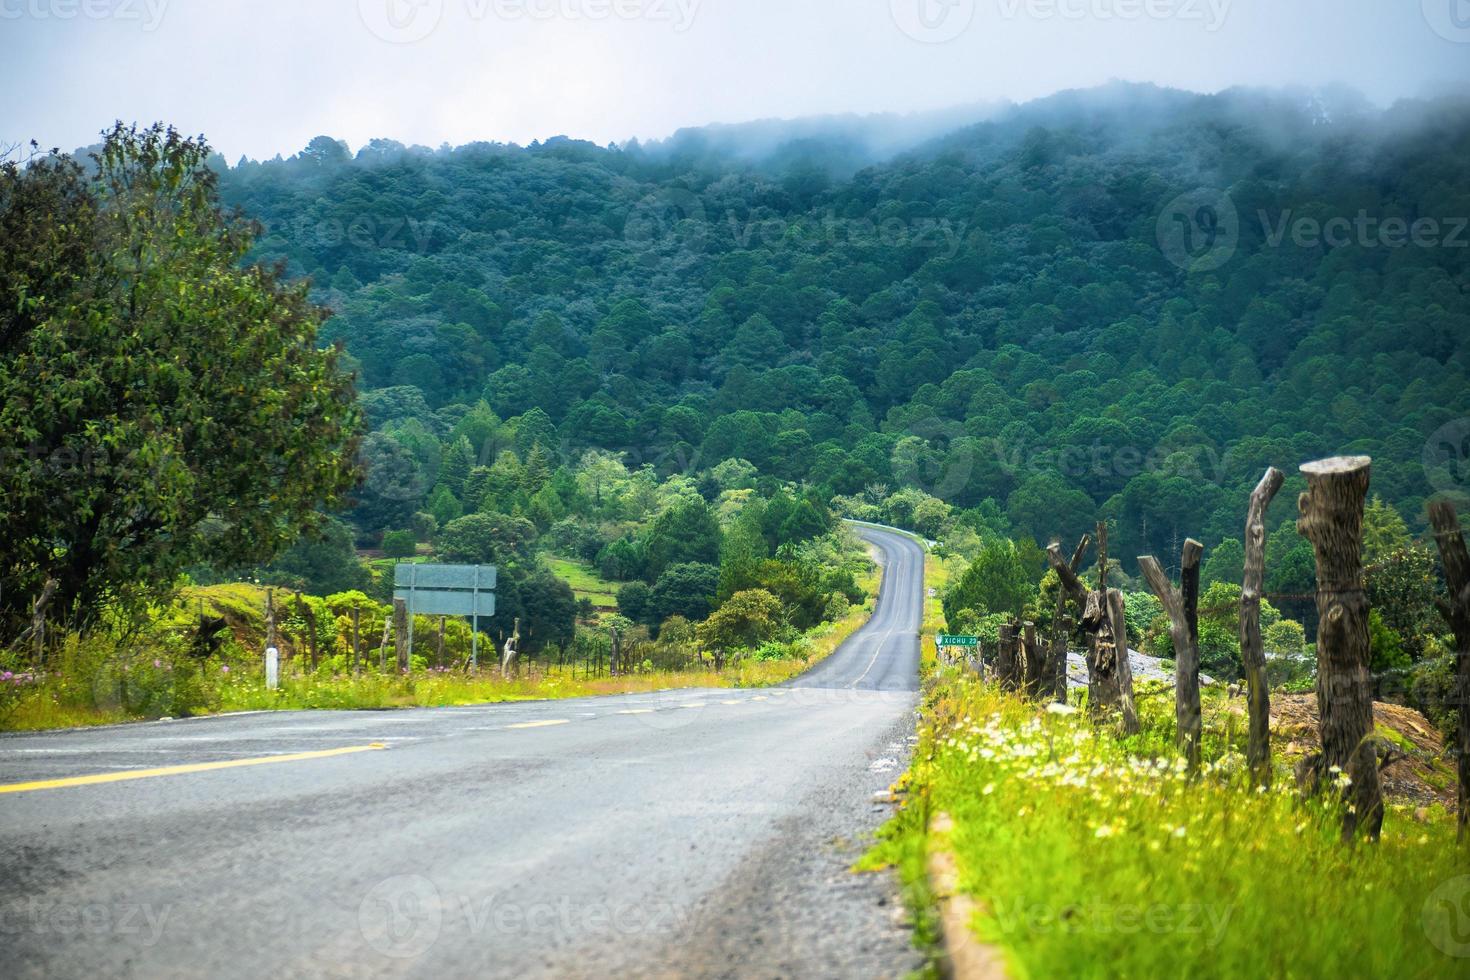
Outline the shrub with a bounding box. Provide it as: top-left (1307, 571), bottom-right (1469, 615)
top-left (382, 530), bottom-right (418, 559)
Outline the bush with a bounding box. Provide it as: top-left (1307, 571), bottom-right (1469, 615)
top-left (382, 530), bottom-right (418, 559)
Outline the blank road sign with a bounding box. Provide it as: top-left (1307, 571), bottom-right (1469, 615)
top-left (394, 563), bottom-right (497, 591)
top-left (394, 563), bottom-right (497, 618)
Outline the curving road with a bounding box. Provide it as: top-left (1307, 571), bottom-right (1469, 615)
top-left (0, 525), bottom-right (924, 979)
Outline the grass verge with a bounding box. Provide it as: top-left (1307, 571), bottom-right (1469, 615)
top-left (2, 551), bottom-right (882, 732)
top-left (862, 669), bottom-right (1467, 978)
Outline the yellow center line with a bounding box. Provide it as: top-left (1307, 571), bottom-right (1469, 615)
top-left (0, 744), bottom-right (387, 795)
top-left (720, 699), bottom-right (744, 705)
top-left (506, 719), bottom-right (572, 729)
top-left (751, 696), bottom-right (769, 701)
top-left (617, 709), bottom-right (654, 715)
top-left (680, 703), bottom-right (707, 709)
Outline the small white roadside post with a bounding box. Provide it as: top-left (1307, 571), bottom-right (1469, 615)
top-left (265, 646), bottom-right (280, 690)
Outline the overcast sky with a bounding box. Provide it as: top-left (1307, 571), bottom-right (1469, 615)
top-left (5, 0), bottom-right (1470, 161)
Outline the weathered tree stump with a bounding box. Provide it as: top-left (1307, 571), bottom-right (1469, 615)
top-left (1106, 588), bottom-right (1140, 736)
top-left (1298, 456), bottom-right (1382, 842)
top-left (1046, 537), bottom-right (1091, 700)
top-left (1045, 536), bottom-right (1089, 701)
top-left (14, 578), bottom-right (59, 667)
top-left (501, 617), bottom-right (521, 679)
top-left (1139, 539), bottom-right (1204, 769)
top-left (996, 623), bottom-right (1017, 690)
top-left (1022, 621), bottom-right (1046, 695)
top-left (1428, 499), bottom-right (1470, 842)
top-left (1241, 467), bottom-right (1285, 785)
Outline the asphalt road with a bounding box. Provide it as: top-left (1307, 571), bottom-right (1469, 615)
top-left (0, 525), bottom-right (925, 979)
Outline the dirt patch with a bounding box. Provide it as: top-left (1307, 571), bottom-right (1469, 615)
top-left (1219, 693), bottom-right (1456, 808)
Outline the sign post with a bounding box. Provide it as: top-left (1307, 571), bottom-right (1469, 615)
top-left (394, 564), bottom-right (498, 671)
top-left (936, 634), bottom-right (980, 668)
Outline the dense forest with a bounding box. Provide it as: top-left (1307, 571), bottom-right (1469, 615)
top-left (207, 84), bottom-right (1470, 642)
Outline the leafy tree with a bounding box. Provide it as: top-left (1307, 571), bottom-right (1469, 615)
top-left (597, 538), bottom-right (647, 581)
top-left (0, 125), bottom-right (358, 636)
top-left (1362, 495), bottom-right (1411, 565)
top-left (1368, 608), bottom-right (1410, 675)
top-left (261, 516), bottom-right (371, 596)
top-left (650, 562), bottom-right (720, 625)
top-left (1365, 545), bottom-right (1441, 662)
top-left (1201, 538), bottom-right (1245, 588)
top-left (1263, 619), bottom-right (1308, 657)
top-left (439, 436), bottom-right (473, 497)
top-left (616, 581), bottom-right (655, 626)
top-left (943, 538), bottom-right (1037, 626)
top-left (697, 589), bottom-right (784, 659)
top-left (426, 484), bottom-right (464, 528)
top-left (490, 565), bottom-right (576, 654)
top-left (435, 512), bottom-right (537, 566)
top-left (711, 458), bottom-right (758, 491)
top-left (643, 499), bottom-right (722, 581)
top-left (352, 433), bottom-right (426, 538)
top-left (381, 530), bottom-right (417, 559)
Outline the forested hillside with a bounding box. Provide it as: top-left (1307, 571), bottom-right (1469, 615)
top-left (218, 82), bottom-right (1470, 578)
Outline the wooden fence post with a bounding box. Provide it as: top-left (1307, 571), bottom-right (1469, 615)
top-left (1298, 456), bottom-right (1382, 842)
top-left (295, 592), bottom-right (319, 672)
top-left (1046, 537), bottom-right (1090, 701)
top-left (1241, 467), bottom-right (1285, 785)
top-left (1140, 540), bottom-right (1204, 769)
top-left (394, 599), bottom-right (410, 672)
top-left (351, 607), bottom-right (361, 674)
top-left (437, 616), bottom-right (447, 669)
top-left (377, 612), bottom-right (391, 671)
top-left (1107, 588), bottom-right (1139, 735)
top-left (1022, 621), bottom-right (1042, 695)
top-left (1428, 500), bottom-right (1470, 843)
top-left (996, 623), bottom-right (1016, 690)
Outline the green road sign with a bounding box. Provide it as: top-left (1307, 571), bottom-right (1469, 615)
top-left (937, 634), bottom-right (980, 647)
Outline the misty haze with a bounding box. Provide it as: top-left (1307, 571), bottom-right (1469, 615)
top-left (3, 3), bottom-right (1470, 979)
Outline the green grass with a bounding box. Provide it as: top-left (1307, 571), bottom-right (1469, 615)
top-left (545, 556), bottom-right (620, 610)
top-left (864, 671), bottom-right (1467, 979)
top-left (1, 555), bottom-right (882, 732)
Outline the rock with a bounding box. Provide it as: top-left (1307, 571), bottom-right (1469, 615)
top-left (1065, 649), bottom-right (1216, 691)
